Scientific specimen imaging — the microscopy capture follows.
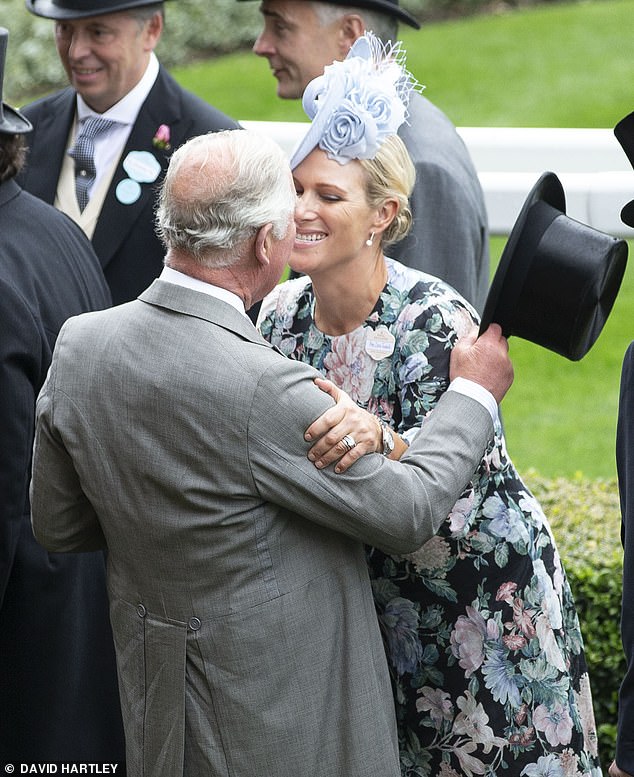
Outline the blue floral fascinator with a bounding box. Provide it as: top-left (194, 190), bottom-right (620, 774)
top-left (289, 32), bottom-right (421, 170)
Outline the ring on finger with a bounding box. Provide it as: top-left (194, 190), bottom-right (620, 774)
top-left (341, 434), bottom-right (357, 451)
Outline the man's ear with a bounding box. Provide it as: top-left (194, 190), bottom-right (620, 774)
top-left (255, 223), bottom-right (274, 267)
top-left (339, 14), bottom-right (365, 54)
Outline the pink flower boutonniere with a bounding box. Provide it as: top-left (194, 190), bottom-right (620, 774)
top-left (152, 124), bottom-right (171, 150)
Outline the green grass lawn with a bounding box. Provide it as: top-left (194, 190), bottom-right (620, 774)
top-left (173, 0), bottom-right (634, 128)
top-left (173, 0), bottom-right (634, 478)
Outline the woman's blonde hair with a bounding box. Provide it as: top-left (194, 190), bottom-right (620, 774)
top-left (359, 134), bottom-right (415, 247)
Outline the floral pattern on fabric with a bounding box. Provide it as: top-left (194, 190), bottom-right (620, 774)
top-left (259, 258), bottom-right (602, 777)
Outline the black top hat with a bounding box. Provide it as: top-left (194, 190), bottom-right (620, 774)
top-left (26, 0), bottom-right (168, 20)
top-left (236, 0), bottom-right (421, 29)
top-left (0, 28), bottom-right (32, 136)
top-left (479, 171), bottom-right (628, 361)
top-left (614, 111), bottom-right (634, 227)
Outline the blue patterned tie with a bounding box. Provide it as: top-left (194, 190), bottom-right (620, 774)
top-left (68, 117), bottom-right (116, 212)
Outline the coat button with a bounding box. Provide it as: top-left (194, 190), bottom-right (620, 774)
top-left (136, 604), bottom-right (147, 618)
top-left (188, 617), bottom-right (201, 631)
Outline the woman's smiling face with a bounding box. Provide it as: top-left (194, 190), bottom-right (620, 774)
top-left (290, 148), bottom-right (379, 279)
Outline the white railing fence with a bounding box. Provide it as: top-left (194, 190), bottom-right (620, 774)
top-left (240, 121), bottom-right (634, 239)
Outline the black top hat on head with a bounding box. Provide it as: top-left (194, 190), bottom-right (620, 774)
top-left (479, 171), bottom-right (628, 361)
top-left (26, 0), bottom-right (168, 20)
top-left (614, 111), bottom-right (634, 227)
top-left (0, 28), bottom-right (32, 136)
top-left (236, 0), bottom-right (421, 29)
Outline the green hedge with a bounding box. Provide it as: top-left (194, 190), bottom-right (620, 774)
top-left (525, 470), bottom-right (624, 772)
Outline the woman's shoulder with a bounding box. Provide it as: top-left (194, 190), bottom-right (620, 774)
top-left (258, 275), bottom-right (312, 325)
top-left (384, 256), bottom-right (479, 321)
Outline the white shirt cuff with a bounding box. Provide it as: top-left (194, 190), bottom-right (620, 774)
top-left (448, 376), bottom-right (499, 424)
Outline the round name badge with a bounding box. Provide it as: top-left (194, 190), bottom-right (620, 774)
top-left (122, 150), bottom-right (161, 184)
top-left (365, 326), bottom-right (396, 360)
top-left (116, 177), bottom-right (142, 205)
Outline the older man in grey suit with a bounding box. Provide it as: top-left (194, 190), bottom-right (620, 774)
top-left (31, 129), bottom-right (512, 776)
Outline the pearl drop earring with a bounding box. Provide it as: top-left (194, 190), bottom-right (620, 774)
top-left (366, 231), bottom-right (375, 247)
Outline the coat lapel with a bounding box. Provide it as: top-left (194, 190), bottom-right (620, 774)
top-left (22, 90), bottom-right (76, 204)
top-left (139, 280), bottom-right (275, 350)
top-left (91, 67), bottom-right (193, 271)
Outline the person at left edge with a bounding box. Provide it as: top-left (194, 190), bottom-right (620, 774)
top-left (0, 27), bottom-right (124, 763)
top-left (610, 342), bottom-right (634, 777)
top-left (17, 0), bottom-right (240, 306)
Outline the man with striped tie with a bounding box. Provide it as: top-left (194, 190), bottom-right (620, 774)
top-left (18, 0), bottom-right (240, 305)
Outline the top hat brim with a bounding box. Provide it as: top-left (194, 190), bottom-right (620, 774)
top-left (0, 102), bottom-right (33, 135)
top-left (615, 110), bottom-right (634, 169)
top-left (614, 111), bottom-right (634, 227)
top-left (236, 0), bottom-right (421, 28)
top-left (479, 171), bottom-right (628, 361)
top-left (26, 0), bottom-right (169, 19)
top-left (480, 172), bottom-right (565, 336)
top-left (621, 199), bottom-right (634, 228)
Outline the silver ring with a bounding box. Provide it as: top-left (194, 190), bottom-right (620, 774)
top-left (341, 434), bottom-right (357, 451)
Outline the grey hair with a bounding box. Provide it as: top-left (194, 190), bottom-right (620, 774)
top-left (311, 1), bottom-right (398, 43)
top-left (156, 130), bottom-right (295, 268)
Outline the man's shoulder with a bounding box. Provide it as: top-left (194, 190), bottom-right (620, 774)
top-left (407, 92), bottom-right (457, 129)
top-left (399, 92), bottom-right (471, 163)
top-left (2, 181), bottom-right (82, 242)
top-left (398, 92), bottom-right (483, 196)
top-left (154, 66), bottom-right (240, 131)
top-left (20, 87), bottom-right (75, 119)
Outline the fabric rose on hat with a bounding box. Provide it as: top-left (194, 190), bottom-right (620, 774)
top-left (290, 33), bottom-right (422, 169)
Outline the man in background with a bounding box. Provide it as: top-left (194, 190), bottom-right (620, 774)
top-left (0, 27), bottom-right (124, 762)
top-left (18, 0), bottom-right (239, 305)
top-left (610, 112), bottom-right (634, 777)
top-left (248, 0), bottom-right (490, 312)
top-left (609, 342), bottom-right (634, 777)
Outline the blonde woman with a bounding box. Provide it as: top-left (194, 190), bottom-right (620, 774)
top-left (259, 34), bottom-right (601, 777)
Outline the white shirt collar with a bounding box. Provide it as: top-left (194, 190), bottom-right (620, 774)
top-left (76, 51), bottom-right (160, 125)
top-left (159, 266), bottom-right (247, 317)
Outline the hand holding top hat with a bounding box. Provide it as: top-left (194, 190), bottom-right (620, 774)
top-left (479, 171), bottom-right (628, 361)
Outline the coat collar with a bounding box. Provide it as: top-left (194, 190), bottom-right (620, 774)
top-left (91, 66), bottom-right (189, 268)
top-left (138, 279), bottom-right (275, 350)
top-left (0, 178), bottom-right (21, 209)
top-left (21, 89), bottom-right (76, 204)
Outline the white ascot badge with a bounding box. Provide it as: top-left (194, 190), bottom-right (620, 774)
top-left (289, 32), bottom-right (422, 169)
top-left (116, 150), bottom-right (162, 205)
top-left (365, 325), bottom-right (396, 360)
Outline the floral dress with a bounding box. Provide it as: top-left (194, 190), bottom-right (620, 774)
top-left (258, 258), bottom-right (602, 777)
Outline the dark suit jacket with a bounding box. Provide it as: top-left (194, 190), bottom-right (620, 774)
top-left (18, 65), bottom-right (240, 305)
top-left (617, 341), bottom-right (634, 774)
top-left (0, 179), bottom-right (125, 761)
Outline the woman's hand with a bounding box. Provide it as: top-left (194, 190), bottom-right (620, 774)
top-left (304, 378), bottom-right (382, 473)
